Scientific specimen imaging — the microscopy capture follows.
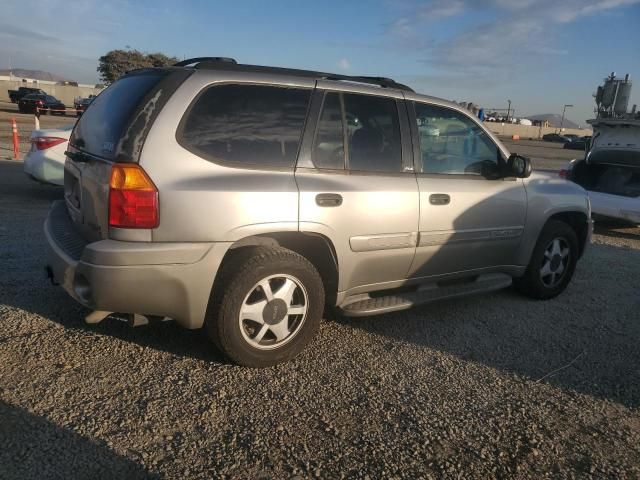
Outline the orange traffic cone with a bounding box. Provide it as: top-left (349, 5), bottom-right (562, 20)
top-left (11, 118), bottom-right (20, 160)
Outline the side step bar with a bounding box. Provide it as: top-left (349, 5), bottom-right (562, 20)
top-left (339, 273), bottom-right (512, 317)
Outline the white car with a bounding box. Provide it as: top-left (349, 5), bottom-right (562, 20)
top-left (562, 119), bottom-right (640, 225)
top-left (23, 126), bottom-right (72, 186)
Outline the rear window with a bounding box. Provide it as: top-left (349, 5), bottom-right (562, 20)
top-left (178, 84), bottom-right (311, 168)
top-left (71, 71), bottom-right (172, 161)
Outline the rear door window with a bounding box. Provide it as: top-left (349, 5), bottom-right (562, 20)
top-left (179, 84), bottom-right (312, 168)
top-left (343, 93), bottom-right (402, 173)
top-left (311, 91), bottom-right (403, 173)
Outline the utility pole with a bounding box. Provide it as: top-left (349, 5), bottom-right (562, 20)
top-left (559, 104), bottom-right (573, 133)
top-left (506, 99), bottom-right (511, 122)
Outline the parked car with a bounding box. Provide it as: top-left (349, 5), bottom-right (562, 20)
top-left (542, 133), bottom-right (569, 143)
top-left (8, 86), bottom-right (46, 103)
top-left (23, 126), bottom-right (72, 186)
top-left (45, 58), bottom-right (592, 367)
top-left (73, 96), bottom-right (95, 117)
top-left (562, 121), bottom-right (639, 224)
top-left (563, 136), bottom-right (591, 150)
top-left (18, 94), bottom-right (66, 115)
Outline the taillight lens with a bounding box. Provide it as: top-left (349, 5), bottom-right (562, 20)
top-left (558, 169), bottom-right (568, 179)
top-left (108, 164), bottom-right (159, 229)
top-left (32, 137), bottom-right (67, 150)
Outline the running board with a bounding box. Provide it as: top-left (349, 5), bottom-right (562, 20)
top-left (339, 273), bottom-right (512, 317)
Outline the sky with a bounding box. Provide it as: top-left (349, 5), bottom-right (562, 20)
top-left (1, 0), bottom-right (639, 125)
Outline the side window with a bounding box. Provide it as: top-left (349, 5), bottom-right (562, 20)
top-left (312, 92), bottom-right (345, 169)
top-left (414, 102), bottom-right (500, 176)
top-left (180, 84), bottom-right (311, 168)
top-left (343, 93), bottom-right (402, 173)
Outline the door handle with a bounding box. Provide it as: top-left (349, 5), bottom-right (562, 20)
top-left (429, 193), bottom-right (450, 205)
top-left (316, 193), bottom-right (343, 207)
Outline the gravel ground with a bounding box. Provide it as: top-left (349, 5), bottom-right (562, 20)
top-left (1, 159), bottom-right (639, 479)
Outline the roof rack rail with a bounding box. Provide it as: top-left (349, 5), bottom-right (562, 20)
top-left (174, 59), bottom-right (414, 92)
top-left (323, 74), bottom-right (413, 92)
top-left (173, 57), bottom-right (237, 67)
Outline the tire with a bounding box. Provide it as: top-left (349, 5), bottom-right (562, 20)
top-left (514, 220), bottom-right (579, 300)
top-left (205, 246), bottom-right (325, 367)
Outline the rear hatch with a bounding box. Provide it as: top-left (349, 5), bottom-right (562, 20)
top-left (586, 122), bottom-right (640, 168)
top-left (64, 68), bottom-right (190, 241)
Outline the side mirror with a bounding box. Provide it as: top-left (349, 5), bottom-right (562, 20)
top-left (507, 153), bottom-right (532, 178)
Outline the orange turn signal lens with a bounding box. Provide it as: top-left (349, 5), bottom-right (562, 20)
top-left (109, 164), bottom-right (157, 191)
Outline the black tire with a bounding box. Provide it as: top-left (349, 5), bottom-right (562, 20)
top-left (514, 220), bottom-right (579, 299)
top-left (205, 246), bottom-right (325, 367)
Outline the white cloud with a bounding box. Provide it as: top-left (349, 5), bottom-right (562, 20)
top-left (390, 0), bottom-right (640, 78)
top-left (418, 0), bottom-right (467, 21)
top-left (338, 58), bottom-right (351, 70)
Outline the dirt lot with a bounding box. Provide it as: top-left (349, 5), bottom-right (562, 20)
top-left (500, 138), bottom-right (580, 172)
top-left (1, 159), bottom-right (639, 479)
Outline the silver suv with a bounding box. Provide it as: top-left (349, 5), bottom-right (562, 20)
top-left (45, 57), bottom-right (592, 367)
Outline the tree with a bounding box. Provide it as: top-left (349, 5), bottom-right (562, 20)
top-left (97, 49), bottom-right (179, 84)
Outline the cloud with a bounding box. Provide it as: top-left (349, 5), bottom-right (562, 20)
top-left (389, 0), bottom-right (640, 78)
top-left (338, 58), bottom-right (351, 70)
top-left (417, 0), bottom-right (467, 21)
top-left (0, 24), bottom-right (58, 42)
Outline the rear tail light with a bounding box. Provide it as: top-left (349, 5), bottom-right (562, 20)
top-left (558, 169), bottom-right (568, 179)
top-left (32, 136), bottom-right (67, 150)
top-left (108, 164), bottom-right (159, 229)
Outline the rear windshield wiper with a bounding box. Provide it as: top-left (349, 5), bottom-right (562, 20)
top-left (65, 150), bottom-right (90, 163)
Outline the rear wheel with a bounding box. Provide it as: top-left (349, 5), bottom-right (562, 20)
top-left (205, 246), bottom-right (325, 367)
top-left (514, 220), bottom-right (579, 299)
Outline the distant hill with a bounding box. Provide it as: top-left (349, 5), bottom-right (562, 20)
top-left (0, 69), bottom-right (72, 82)
top-left (527, 113), bottom-right (580, 129)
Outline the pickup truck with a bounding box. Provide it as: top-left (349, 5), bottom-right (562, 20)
top-left (8, 87), bottom-right (46, 103)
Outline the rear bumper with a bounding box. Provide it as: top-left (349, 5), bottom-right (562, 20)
top-left (45, 201), bottom-right (231, 329)
top-left (24, 149), bottom-right (65, 186)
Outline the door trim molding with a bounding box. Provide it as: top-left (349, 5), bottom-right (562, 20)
top-left (350, 232), bottom-right (418, 252)
top-left (418, 227), bottom-right (523, 247)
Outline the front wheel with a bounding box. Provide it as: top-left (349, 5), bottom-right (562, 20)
top-left (514, 220), bottom-right (579, 299)
top-left (205, 247), bottom-right (325, 367)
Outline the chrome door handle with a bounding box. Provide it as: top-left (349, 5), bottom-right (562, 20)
top-left (316, 193), bottom-right (343, 207)
top-left (429, 193), bottom-right (450, 205)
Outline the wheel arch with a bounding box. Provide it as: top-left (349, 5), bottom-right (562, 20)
top-left (223, 232), bottom-right (340, 306)
top-left (546, 211), bottom-right (589, 257)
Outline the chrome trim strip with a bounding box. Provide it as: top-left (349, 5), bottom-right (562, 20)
top-left (350, 232), bottom-right (418, 252)
top-left (418, 227), bottom-right (523, 247)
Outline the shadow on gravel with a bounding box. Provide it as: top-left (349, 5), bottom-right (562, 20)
top-left (340, 239), bottom-right (640, 408)
top-left (0, 401), bottom-right (154, 479)
top-left (594, 219), bottom-right (640, 241)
